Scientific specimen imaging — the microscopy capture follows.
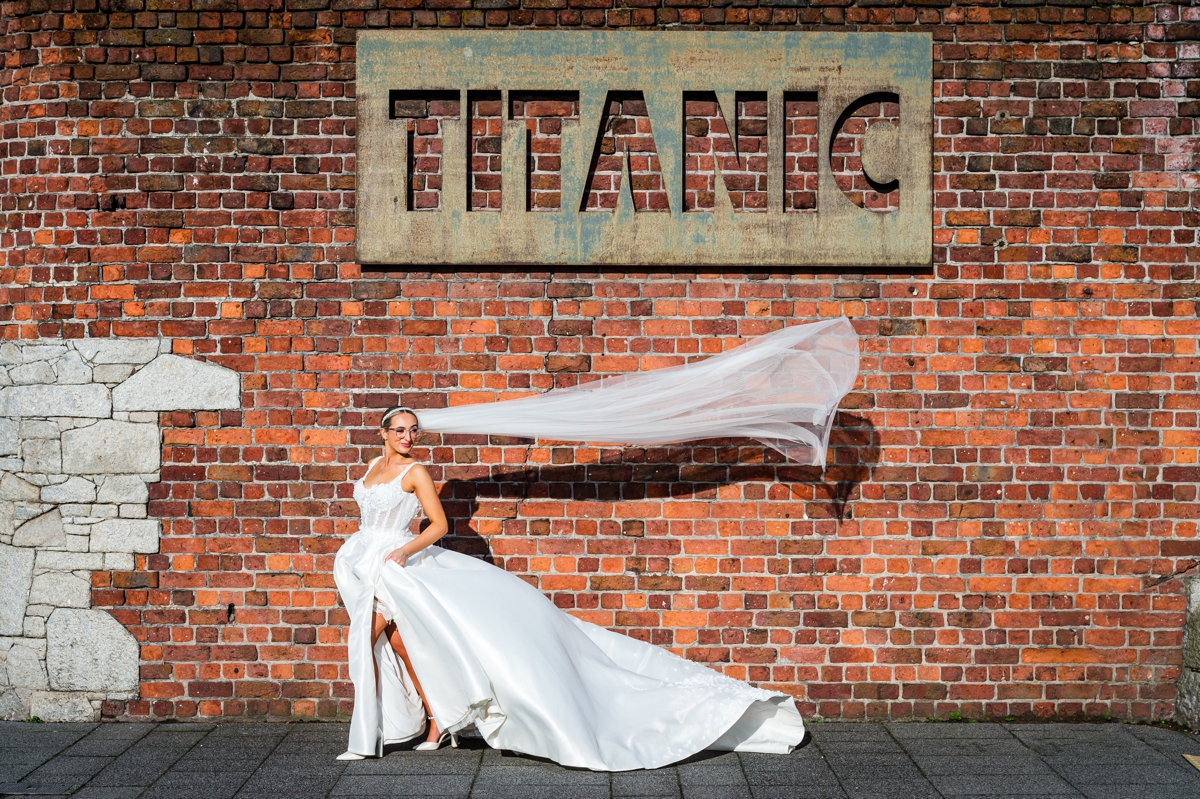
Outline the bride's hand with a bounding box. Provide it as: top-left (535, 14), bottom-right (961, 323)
top-left (385, 548), bottom-right (408, 568)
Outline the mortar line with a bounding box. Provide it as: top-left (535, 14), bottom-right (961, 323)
top-left (129, 723), bottom-right (218, 799)
top-left (880, 721), bottom-right (947, 799)
top-left (808, 726), bottom-right (853, 799)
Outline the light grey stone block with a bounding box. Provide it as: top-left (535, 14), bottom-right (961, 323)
top-left (0, 418), bottom-right (16, 456)
top-left (42, 477), bottom-right (97, 504)
top-left (36, 551), bottom-right (104, 571)
top-left (0, 543), bottom-right (35, 635)
top-left (15, 343), bottom-right (67, 363)
top-left (75, 339), bottom-right (160, 365)
top-left (0, 687), bottom-right (28, 720)
top-left (46, 609), bottom-right (139, 692)
top-left (0, 384), bottom-right (111, 418)
top-left (93, 365), bottom-right (136, 384)
top-left (0, 473), bottom-right (40, 502)
top-left (23, 615), bottom-right (46, 638)
top-left (113, 354), bottom-right (241, 411)
top-left (6, 643), bottom-right (48, 689)
top-left (55, 351), bottom-right (93, 385)
top-left (21, 439), bottom-right (61, 474)
top-left (0, 342), bottom-right (22, 365)
top-left (30, 690), bottom-right (97, 722)
top-left (61, 421), bottom-right (160, 475)
top-left (97, 476), bottom-right (150, 504)
top-left (21, 419), bottom-right (61, 439)
top-left (13, 508), bottom-right (65, 548)
top-left (30, 572), bottom-right (91, 609)
top-left (0, 501), bottom-right (13, 536)
top-left (91, 518), bottom-right (159, 554)
top-left (9, 360), bottom-right (56, 385)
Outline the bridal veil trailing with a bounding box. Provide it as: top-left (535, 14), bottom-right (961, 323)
top-left (420, 316), bottom-right (860, 466)
top-left (333, 317), bottom-right (861, 771)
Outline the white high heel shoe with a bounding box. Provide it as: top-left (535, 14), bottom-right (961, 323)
top-left (336, 751), bottom-right (366, 761)
top-left (414, 718), bottom-right (458, 751)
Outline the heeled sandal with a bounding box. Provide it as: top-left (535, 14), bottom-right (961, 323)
top-left (414, 717), bottom-right (458, 751)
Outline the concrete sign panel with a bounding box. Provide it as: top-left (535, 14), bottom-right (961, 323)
top-left (356, 31), bottom-right (932, 267)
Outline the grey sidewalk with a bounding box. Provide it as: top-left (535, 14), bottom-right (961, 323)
top-left (2, 721), bottom-right (1199, 799)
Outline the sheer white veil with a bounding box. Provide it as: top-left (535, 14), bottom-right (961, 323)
top-left (419, 316), bottom-right (860, 467)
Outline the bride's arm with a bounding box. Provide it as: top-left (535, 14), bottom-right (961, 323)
top-left (385, 465), bottom-right (448, 567)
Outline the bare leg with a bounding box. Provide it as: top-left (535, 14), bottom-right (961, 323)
top-left (385, 622), bottom-right (441, 743)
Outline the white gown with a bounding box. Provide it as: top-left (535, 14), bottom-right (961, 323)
top-left (333, 457), bottom-right (806, 771)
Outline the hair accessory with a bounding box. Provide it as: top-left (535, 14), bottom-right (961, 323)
top-left (381, 406), bottom-right (419, 429)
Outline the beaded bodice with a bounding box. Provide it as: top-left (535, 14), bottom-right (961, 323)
top-left (353, 459), bottom-right (421, 537)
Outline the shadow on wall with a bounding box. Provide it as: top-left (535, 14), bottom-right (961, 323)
top-left (420, 413), bottom-right (881, 565)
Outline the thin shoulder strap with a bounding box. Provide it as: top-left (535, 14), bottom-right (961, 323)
top-left (398, 462), bottom-right (417, 480)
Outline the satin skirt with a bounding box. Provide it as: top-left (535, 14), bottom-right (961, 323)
top-left (333, 530), bottom-right (806, 771)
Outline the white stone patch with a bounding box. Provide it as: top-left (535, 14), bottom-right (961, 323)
top-left (0, 473), bottom-right (39, 501)
top-left (0, 418), bottom-right (16, 456)
top-left (61, 420), bottom-right (160, 475)
top-left (0, 690), bottom-right (23, 721)
top-left (75, 339), bottom-right (160, 365)
top-left (0, 544), bottom-right (34, 635)
top-left (8, 361), bottom-right (56, 386)
top-left (30, 573), bottom-right (91, 608)
top-left (21, 438), bottom-right (61, 474)
top-left (0, 338), bottom-right (241, 720)
top-left (0, 384), bottom-right (111, 419)
top-left (30, 691), bottom-right (97, 722)
top-left (92, 364), bottom-right (135, 384)
top-left (12, 508), bottom-right (65, 548)
top-left (54, 351), bottom-right (92, 385)
top-left (42, 477), bottom-right (97, 504)
top-left (46, 609), bottom-right (139, 693)
top-left (91, 518), bottom-right (159, 553)
top-left (114, 354), bottom-right (241, 411)
top-left (6, 643), bottom-right (48, 690)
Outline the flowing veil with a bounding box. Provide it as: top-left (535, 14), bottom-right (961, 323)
top-left (418, 317), bottom-right (859, 467)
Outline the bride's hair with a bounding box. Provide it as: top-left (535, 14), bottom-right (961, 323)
top-left (380, 406), bottom-right (419, 429)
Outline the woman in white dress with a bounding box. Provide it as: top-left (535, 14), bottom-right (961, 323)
top-left (333, 407), bottom-right (807, 770)
top-left (332, 320), bottom-right (862, 770)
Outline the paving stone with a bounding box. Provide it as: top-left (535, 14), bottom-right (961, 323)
top-left (62, 788), bottom-right (143, 799)
top-left (885, 723), bottom-right (1014, 739)
top-left (679, 786), bottom-right (751, 799)
top-left (909, 754), bottom-right (1057, 776)
top-left (471, 787), bottom-right (611, 799)
top-left (331, 774), bottom-right (474, 794)
top-left (677, 764), bottom-right (746, 785)
top-left (835, 779), bottom-right (942, 799)
top-left (472, 766), bottom-right (608, 785)
top-left (139, 769), bottom-right (254, 799)
top-left (750, 787), bottom-right (848, 799)
top-left (1050, 762), bottom-right (1196, 786)
top-left (928, 773), bottom-right (1077, 794)
top-left (342, 752), bottom-right (483, 775)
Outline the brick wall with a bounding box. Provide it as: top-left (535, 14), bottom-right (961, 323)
top-left (2, 0), bottom-right (1199, 723)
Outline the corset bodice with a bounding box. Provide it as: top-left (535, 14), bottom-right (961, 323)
top-left (353, 460), bottom-right (421, 539)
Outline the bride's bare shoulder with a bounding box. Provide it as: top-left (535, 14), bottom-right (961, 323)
top-left (403, 462), bottom-right (434, 490)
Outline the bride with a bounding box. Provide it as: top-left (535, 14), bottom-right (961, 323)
top-left (332, 319), bottom-right (858, 771)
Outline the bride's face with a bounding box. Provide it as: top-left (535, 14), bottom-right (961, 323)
top-left (382, 414), bottom-right (419, 456)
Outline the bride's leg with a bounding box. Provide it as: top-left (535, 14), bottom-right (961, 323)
top-left (370, 611), bottom-right (389, 689)
top-left (385, 622), bottom-right (440, 743)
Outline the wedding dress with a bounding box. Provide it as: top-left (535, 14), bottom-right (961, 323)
top-left (333, 458), bottom-right (807, 771)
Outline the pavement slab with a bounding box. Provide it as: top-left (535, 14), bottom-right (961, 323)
top-left (2, 722), bottom-right (1200, 799)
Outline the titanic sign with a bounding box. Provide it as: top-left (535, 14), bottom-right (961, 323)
top-left (356, 31), bottom-right (932, 267)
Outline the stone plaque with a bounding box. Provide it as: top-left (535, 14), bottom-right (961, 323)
top-left (356, 31), bottom-right (933, 267)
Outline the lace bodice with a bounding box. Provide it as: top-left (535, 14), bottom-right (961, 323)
top-left (353, 458), bottom-right (421, 537)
